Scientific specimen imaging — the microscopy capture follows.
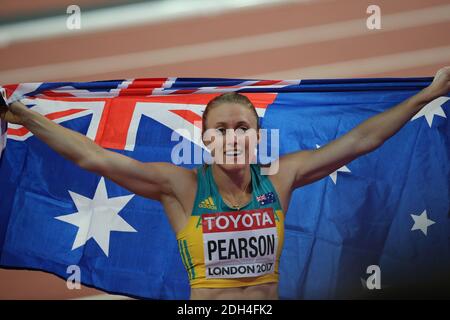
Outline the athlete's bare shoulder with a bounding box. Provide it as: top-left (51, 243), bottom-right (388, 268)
top-left (260, 159), bottom-right (293, 213)
top-left (165, 164), bottom-right (198, 197)
top-left (159, 165), bottom-right (198, 233)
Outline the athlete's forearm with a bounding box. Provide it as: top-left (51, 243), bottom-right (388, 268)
top-left (353, 67), bottom-right (449, 151)
top-left (352, 87), bottom-right (437, 149)
top-left (11, 101), bottom-right (105, 169)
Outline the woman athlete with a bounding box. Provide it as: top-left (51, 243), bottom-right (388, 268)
top-left (1, 67), bottom-right (449, 299)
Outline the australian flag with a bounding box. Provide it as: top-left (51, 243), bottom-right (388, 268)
top-left (0, 77), bottom-right (449, 299)
top-left (257, 192), bottom-right (275, 206)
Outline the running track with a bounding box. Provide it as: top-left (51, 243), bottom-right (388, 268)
top-left (0, 0), bottom-right (449, 299)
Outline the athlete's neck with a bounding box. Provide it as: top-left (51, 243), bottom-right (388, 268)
top-left (212, 164), bottom-right (252, 197)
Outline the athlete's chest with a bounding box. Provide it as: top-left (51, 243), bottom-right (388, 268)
top-left (183, 208), bottom-right (284, 279)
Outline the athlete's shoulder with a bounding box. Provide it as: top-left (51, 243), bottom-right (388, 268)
top-left (159, 163), bottom-right (197, 191)
top-left (257, 159), bottom-right (281, 176)
top-left (192, 164), bottom-right (210, 178)
top-left (162, 164), bottom-right (197, 211)
top-left (260, 158), bottom-right (294, 194)
top-left (157, 162), bottom-right (196, 177)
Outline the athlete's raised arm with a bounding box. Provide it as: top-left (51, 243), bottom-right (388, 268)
top-left (0, 100), bottom-right (190, 202)
top-left (278, 66), bottom-right (450, 190)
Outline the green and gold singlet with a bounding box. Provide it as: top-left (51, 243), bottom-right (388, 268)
top-left (176, 164), bottom-right (285, 288)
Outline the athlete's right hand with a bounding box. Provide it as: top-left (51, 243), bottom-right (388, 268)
top-left (0, 101), bottom-right (25, 125)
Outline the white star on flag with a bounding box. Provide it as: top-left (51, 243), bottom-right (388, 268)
top-left (55, 177), bottom-right (136, 256)
top-left (410, 210), bottom-right (435, 236)
top-left (316, 144), bottom-right (351, 184)
top-left (410, 96), bottom-right (449, 127)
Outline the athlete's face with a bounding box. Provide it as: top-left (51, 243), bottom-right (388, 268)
top-left (202, 103), bottom-right (259, 169)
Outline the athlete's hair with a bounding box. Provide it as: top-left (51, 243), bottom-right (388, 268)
top-left (201, 92), bottom-right (260, 137)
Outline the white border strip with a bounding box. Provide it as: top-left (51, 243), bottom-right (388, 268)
top-left (0, 0), bottom-right (302, 47)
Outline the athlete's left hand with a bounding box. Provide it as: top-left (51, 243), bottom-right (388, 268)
top-left (424, 66), bottom-right (450, 98)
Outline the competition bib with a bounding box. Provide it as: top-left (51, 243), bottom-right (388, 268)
top-left (202, 208), bottom-right (278, 279)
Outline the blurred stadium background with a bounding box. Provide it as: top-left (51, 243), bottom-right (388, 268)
top-left (0, 0), bottom-right (449, 299)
